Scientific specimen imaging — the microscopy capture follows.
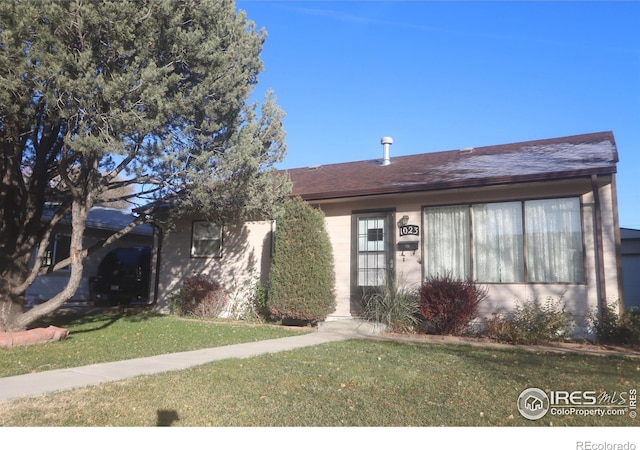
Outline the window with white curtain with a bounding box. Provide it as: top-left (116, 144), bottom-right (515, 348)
top-left (525, 198), bottom-right (584, 283)
top-left (423, 205), bottom-right (470, 279)
top-left (473, 202), bottom-right (524, 282)
top-left (423, 197), bottom-right (584, 283)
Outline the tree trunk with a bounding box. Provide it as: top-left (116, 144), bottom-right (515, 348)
top-left (0, 241), bottom-right (32, 332)
top-left (0, 200), bottom-right (89, 332)
top-left (0, 284), bottom-right (26, 333)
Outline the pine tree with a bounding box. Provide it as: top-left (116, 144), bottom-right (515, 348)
top-left (0, 0), bottom-right (289, 331)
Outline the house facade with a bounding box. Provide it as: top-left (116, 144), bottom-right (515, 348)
top-left (150, 131), bottom-right (623, 327)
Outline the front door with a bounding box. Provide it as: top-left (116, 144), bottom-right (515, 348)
top-left (351, 211), bottom-right (395, 314)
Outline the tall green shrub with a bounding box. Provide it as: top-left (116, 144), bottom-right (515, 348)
top-left (267, 197), bottom-right (336, 322)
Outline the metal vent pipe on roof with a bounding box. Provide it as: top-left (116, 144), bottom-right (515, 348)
top-left (381, 136), bottom-right (393, 165)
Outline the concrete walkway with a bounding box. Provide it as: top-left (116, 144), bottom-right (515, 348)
top-left (0, 327), bottom-right (360, 402)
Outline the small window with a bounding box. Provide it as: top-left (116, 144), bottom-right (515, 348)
top-left (42, 234), bottom-right (71, 270)
top-left (191, 221), bottom-right (222, 258)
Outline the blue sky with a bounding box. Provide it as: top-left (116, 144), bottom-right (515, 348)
top-left (236, 0), bottom-right (640, 229)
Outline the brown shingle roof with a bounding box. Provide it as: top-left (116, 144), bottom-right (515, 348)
top-left (287, 131), bottom-right (618, 201)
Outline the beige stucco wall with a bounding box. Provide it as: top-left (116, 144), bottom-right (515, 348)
top-left (154, 176), bottom-right (622, 326)
top-left (477, 180), bottom-right (620, 325)
top-left (322, 212), bottom-right (351, 317)
top-left (153, 217), bottom-right (274, 315)
top-left (314, 176), bottom-right (621, 324)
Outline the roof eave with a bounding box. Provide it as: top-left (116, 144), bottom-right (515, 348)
top-left (294, 166), bottom-right (618, 201)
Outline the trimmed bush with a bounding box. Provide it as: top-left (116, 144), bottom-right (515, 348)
top-left (419, 274), bottom-right (488, 335)
top-left (590, 301), bottom-right (640, 347)
top-left (484, 296), bottom-right (574, 345)
top-left (168, 275), bottom-right (228, 318)
top-left (251, 276), bottom-right (270, 320)
top-left (361, 281), bottom-right (420, 333)
top-left (267, 197), bottom-right (336, 323)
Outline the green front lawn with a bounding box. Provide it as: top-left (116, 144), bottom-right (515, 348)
top-left (1, 329), bottom-right (639, 426)
top-left (0, 309), bottom-right (310, 377)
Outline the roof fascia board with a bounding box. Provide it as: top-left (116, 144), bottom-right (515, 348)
top-left (295, 167), bottom-right (617, 202)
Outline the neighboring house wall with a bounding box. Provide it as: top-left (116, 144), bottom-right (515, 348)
top-left (621, 228), bottom-right (640, 310)
top-left (25, 227), bottom-right (152, 306)
top-left (26, 206), bottom-right (153, 307)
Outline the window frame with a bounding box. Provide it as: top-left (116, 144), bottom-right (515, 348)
top-left (190, 221), bottom-right (223, 258)
top-left (350, 209), bottom-right (396, 300)
top-left (422, 196), bottom-right (586, 284)
top-left (42, 234), bottom-right (72, 271)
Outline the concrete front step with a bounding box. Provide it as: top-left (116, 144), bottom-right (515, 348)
top-left (318, 319), bottom-right (387, 336)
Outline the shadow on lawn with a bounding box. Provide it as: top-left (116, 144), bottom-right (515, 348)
top-left (412, 338), bottom-right (636, 384)
top-left (157, 409), bottom-right (180, 426)
top-left (31, 306), bottom-right (164, 334)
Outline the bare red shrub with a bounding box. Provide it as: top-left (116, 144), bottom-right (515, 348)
top-left (419, 273), bottom-right (488, 335)
top-left (177, 275), bottom-right (228, 318)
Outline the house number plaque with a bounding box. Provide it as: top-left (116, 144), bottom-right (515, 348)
top-left (398, 225), bottom-right (419, 237)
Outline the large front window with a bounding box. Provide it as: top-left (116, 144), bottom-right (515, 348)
top-left (423, 197), bottom-right (584, 283)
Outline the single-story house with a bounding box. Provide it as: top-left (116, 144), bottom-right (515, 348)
top-left (620, 228), bottom-right (640, 311)
top-left (26, 206), bottom-right (154, 307)
top-left (149, 131), bottom-right (623, 327)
